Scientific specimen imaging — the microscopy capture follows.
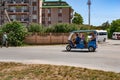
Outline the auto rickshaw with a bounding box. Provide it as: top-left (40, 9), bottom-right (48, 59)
top-left (66, 30), bottom-right (97, 52)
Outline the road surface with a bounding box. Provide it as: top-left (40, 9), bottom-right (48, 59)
top-left (0, 40), bottom-right (120, 73)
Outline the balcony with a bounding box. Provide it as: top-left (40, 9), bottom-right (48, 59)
top-left (32, 11), bottom-right (37, 14)
top-left (24, 18), bottom-right (29, 21)
top-left (8, 12), bottom-right (29, 15)
top-left (7, 0), bottom-right (29, 4)
top-left (16, 9), bottom-right (22, 12)
top-left (7, 2), bottom-right (29, 6)
top-left (8, 4), bottom-right (29, 6)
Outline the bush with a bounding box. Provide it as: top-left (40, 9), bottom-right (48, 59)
top-left (2, 21), bottom-right (27, 46)
top-left (52, 23), bottom-right (69, 33)
top-left (45, 26), bottom-right (54, 33)
top-left (109, 19), bottom-right (120, 38)
top-left (67, 24), bottom-right (79, 32)
top-left (28, 23), bottom-right (44, 33)
top-left (45, 23), bottom-right (79, 33)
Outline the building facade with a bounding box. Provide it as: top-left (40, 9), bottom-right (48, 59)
top-left (0, 0), bottom-right (42, 26)
top-left (0, 0), bottom-right (73, 26)
top-left (42, 0), bottom-right (73, 26)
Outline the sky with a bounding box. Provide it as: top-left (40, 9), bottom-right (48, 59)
top-left (46, 0), bottom-right (120, 26)
top-left (65, 0), bottom-right (120, 26)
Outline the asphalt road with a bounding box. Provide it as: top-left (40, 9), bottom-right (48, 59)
top-left (0, 40), bottom-right (120, 73)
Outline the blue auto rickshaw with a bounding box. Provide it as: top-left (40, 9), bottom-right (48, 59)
top-left (66, 30), bottom-right (97, 52)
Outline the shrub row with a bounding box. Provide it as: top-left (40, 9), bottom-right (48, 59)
top-left (28, 23), bottom-right (95, 33)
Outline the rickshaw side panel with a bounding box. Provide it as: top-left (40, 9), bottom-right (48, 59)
top-left (76, 40), bottom-right (85, 49)
top-left (88, 41), bottom-right (97, 49)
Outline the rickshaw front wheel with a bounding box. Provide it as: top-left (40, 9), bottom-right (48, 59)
top-left (66, 45), bottom-right (71, 51)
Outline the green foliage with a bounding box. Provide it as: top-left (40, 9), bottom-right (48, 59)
top-left (27, 23), bottom-right (96, 33)
top-left (0, 27), bottom-right (2, 34)
top-left (2, 21), bottom-right (27, 46)
top-left (45, 23), bottom-right (79, 33)
top-left (67, 24), bottom-right (79, 32)
top-left (107, 28), bottom-right (111, 38)
top-left (28, 23), bottom-right (44, 33)
top-left (109, 19), bottom-right (120, 38)
top-left (72, 12), bottom-right (83, 25)
top-left (45, 27), bottom-right (54, 33)
top-left (79, 25), bottom-right (91, 30)
top-left (101, 21), bottom-right (110, 30)
top-left (52, 23), bottom-right (69, 33)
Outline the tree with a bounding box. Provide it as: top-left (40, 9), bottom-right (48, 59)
top-left (109, 19), bottom-right (120, 38)
top-left (72, 12), bottom-right (83, 25)
top-left (2, 21), bottom-right (27, 46)
top-left (101, 21), bottom-right (110, 30)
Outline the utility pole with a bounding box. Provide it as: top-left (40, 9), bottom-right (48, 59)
top-left (87, 0), bottom-right (91, 26)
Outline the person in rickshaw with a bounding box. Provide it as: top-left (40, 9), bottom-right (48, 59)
top-left (72, 33), bottom-right (81, 47)
top-left (81, 33), bottom-right (87, 47)
top-left (87, 32), bottom-right (96, 42)
top-left (90, 32), bottom-right (96, 41)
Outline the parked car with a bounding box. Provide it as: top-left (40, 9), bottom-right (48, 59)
top-left (112, 32), bottom-right (120, 40)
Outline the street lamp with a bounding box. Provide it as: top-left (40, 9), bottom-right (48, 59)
top-left (87, 0), bottom-right (91, 26)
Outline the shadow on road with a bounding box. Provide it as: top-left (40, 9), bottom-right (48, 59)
top-left (62, 50), bottom-right (96, 53)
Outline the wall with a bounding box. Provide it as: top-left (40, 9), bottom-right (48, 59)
top-left (24, 33), bottom-right (69, 45)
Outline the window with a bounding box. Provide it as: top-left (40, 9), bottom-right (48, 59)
top-left (33, 6), bottom-right (37, 11)
top-left (42, 9), bottom-right (45, 13)
top-left (48, 21), bottom-right (51, 25)
top-left (48, 17), bottom-right (51, 21)
top-left (42, 17), bottom-right (45, 21)
top-left (48, 8), bottom-right (51, 13)
top-left (58, 8), bottom-right (62, 17)
top-left (10, 6), bottom-right (16, 10)
top-left (32, 19), bottom-right (37, 22)
top-left (58, 8), bottom-right (62, 13)
top-left (58, 17), bottom-right (62, 23)
top-left (11, 15), bottom-right (16, 19)
top-left (32, 15), bottom-right (37, 19)
top-left (98, 32), bottom-right (107, 35)
top-left (42, 21), bottom-right (45, 24)
top-left (32, 2), bottom-right (37, 5)
top-left (22, 6), bottom-right (27, 11)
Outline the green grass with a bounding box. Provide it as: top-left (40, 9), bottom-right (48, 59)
top-left (0, 62), bottom-right (120, 80)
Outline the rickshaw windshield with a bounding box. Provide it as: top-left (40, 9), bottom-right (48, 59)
top-left (68, 32), bottom-right (74, 40)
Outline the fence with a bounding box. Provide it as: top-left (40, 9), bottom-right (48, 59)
top-left (24, 33), bottom-right (69, 45)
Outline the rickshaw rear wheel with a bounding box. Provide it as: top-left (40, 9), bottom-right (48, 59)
top-left (66, 45), bottom-right (71, 51)
top-left (88, 46), bottom-right (95, 52)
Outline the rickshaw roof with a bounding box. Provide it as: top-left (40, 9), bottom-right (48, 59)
top-left (71, 30), bottom-right (97, 33)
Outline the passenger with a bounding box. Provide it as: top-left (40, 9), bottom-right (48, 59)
top-left (81, 33), bottom-right (85, 41)
top-left (90, 32), bottom-right (96, 41)
top-left (81, 33), bottom-right (87, 47)
top-left (75, 33), bottom-right (81, 44)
